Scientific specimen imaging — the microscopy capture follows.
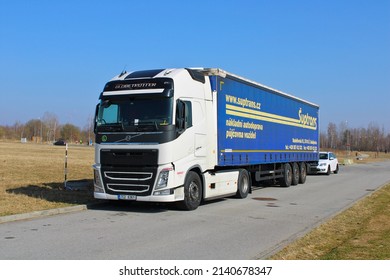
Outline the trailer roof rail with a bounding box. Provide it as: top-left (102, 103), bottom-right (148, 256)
top-left (197, 68), bottom-right (319, 108)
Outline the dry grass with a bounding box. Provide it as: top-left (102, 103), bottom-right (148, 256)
top-left (270, 183), bottom-right (390, 260)
top-left (0, 141), bottom-right (94, 216)
top-left (330, 149), bottom-right (390, 164)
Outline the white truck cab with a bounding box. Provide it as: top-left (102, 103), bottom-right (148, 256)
top-left (93, 68), bottom-right (233, 210)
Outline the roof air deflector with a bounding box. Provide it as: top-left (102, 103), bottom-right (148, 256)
top-left (185, 68), bottom-right (205, 83)
top-left (125, 69), bottom-right (164, 79)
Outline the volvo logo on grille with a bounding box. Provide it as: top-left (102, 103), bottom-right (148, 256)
top-left (116, 133), bottom-right (146, 143)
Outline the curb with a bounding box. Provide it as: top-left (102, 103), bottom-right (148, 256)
top-left (0, 204), bottom-right (88, 224)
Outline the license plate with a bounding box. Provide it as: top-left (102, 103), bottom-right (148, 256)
top-left (118, 194), bottom-right (136, 200)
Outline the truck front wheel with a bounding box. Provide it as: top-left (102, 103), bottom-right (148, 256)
top-left (177, 171), bottom-right (202, 211)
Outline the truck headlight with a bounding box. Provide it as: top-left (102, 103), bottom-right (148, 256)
top-left (94, 169), bottom-right (104, 193)
top-left (156, 168), bottom-right (172, 190)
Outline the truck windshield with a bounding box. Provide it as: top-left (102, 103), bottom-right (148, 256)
top-left (96, 97), bottom-right (173, 131)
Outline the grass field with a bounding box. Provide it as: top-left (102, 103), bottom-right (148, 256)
top-left (270, 182), bottom-right (390, 260)
top-left (328, 149), bottom-right (390, 164)
top-left (269, 150), bottom-right (390, 259)
top-left (0, 141), bottom-right (94, 216)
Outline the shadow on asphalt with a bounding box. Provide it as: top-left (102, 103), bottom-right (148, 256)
top-left (87, 201), bottom-right (175, 213)
top-left (87, 197), bottom-right (231, 213)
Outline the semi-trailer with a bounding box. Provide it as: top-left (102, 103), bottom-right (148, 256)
top-left (93, 68), bottom-right (319, 210)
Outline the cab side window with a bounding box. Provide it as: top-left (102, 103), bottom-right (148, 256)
top-left (183, 101), bottom-right (192, 128)
top-left (176, 100), bottom-right (192, 133)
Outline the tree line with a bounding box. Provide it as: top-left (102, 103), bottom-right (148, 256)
top-left (320, 122), bottom-right (390, 152)
top-left (0, 112), bottom-right (94, 144)
top-left (1, 114), bottom-right (389, 152)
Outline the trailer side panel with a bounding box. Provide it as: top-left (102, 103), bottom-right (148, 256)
top-left (213, 75), bottom-right (319, 166)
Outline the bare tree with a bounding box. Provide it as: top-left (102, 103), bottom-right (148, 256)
top-left (321, 122), bottom-right (390, 152)
top-left (327, 122), bottom-right (337, 149)
top-left (42, 112), bottom-right (59, 142)
top-left (60, 123), bottom-right (81, 143)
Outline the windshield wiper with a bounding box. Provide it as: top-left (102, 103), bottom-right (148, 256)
top-left (135, 121), bottom-right (159, 131)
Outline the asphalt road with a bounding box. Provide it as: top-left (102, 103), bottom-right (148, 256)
top-left (1, 161), bottom-right (390, 260)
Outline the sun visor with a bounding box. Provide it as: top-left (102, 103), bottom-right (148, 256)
top-left (101, 78), bottom-right (173, 98)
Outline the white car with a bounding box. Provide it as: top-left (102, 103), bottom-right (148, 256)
top-left (317, 152), bottom-right (339, 175)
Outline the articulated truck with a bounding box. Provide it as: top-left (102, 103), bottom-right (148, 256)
top-left (93, 68), bottom-right (319, 210)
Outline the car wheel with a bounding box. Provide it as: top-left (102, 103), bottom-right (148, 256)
top-left (334, 164), bottom-right (339, 174)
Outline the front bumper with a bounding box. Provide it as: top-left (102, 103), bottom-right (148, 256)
top-left (316, 167), bottom-right (327, 173)
top-left (93, 163), bottom-right (184, 202)
top-left (94, 187), bottom-right (184, 202)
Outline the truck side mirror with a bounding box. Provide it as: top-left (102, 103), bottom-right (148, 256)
top-left (94, 103), bottom-right (100, 134)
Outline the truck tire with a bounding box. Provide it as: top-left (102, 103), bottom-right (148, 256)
top-left (280, 163), bottom-right (292, 187)
top-left (291, 162), bottom-right (299, 186)
top-left (235, 169), bottom-right (250, 198)
top-left (298, 162), bottom-right (307, 184)
top-left (177, 171), bottom-right (202, 211)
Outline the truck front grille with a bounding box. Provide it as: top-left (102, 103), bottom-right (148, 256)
top-left (104, 171), bottom-right (153, 181)
top-left (100, 149), bottom-right (158, 196)
top-left (106, 183), bottom-right (150, 193)
top-left (101, 167), bottom-right (157, 196)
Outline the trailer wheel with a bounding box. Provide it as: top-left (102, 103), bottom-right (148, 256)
top-left (280, 163), bottom-right (292, 187)
top-left (235, 169), bottom-right (250, 198)
top-left (291, 162), bottom-right (299, 186)
top-left (298, 162), bottom-right (307, 184)
top-left (177, 171), bottom-right (202, 211)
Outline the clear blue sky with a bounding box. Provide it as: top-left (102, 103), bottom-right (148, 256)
top-left (1, 0), bottom-right (389, 132)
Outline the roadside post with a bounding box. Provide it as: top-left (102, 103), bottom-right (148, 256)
top-left (64, 143), bottom-right (68, 189)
